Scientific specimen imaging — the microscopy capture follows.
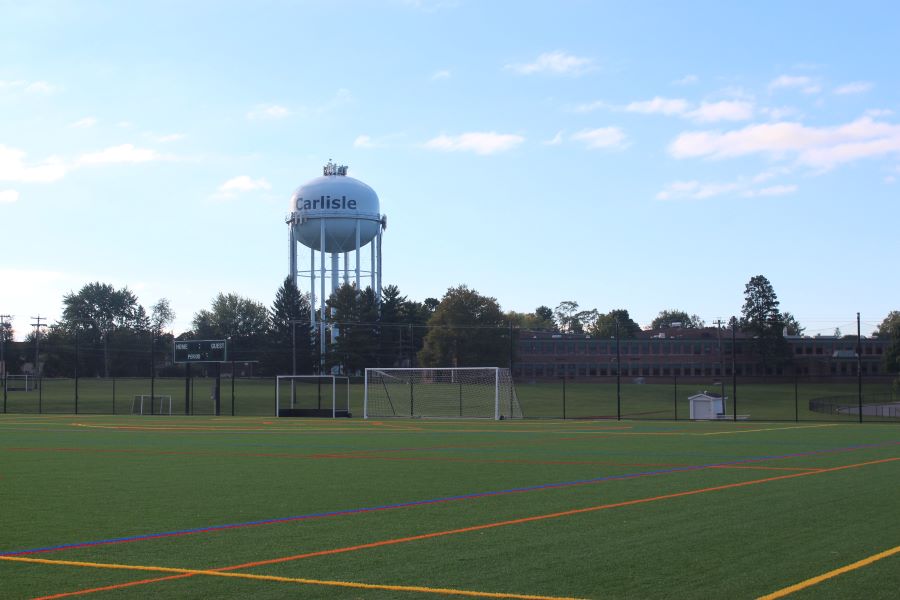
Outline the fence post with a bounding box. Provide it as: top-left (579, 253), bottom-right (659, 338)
top-left (673, 375), bottom-right (677, 420)
top-left (38, 376), bottom-right (42, 413)
top-left (794, 374), bottom-right (799, 422)
top-left (562, 377), bottom-right (566, 420)
top-left (231, 360), bottom-right (236, 416)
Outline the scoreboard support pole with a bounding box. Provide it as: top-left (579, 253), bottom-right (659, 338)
top-left (214, 363), bottom-right (221, 416)
top-left (184, 363), bottom-right (191, 415)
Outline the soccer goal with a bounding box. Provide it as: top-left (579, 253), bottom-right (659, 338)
top-left (364, 367), bottom-right (523, 420)
top-left (275, 375), bottom-right (351, 418)
top-left (131, 395), bottom-right (172, 415)
top-left (5, 374), bottom-right (34, 392)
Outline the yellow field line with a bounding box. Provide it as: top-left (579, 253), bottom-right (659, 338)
top-left (701, 424), bottom-right (839, 436)
top-left (757, 544), bottom-right (900, 599)
top-left (0, 555), bottom-right (583, 600)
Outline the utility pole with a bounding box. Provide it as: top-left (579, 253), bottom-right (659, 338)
top-left (1, 314), bottom-right (10, 412)
top-left (31, 315), bottom-right (48, 378)
top-left (0, 314), bottom-right (10, 376)
top-left (714, 319), bottom-right (726, 403)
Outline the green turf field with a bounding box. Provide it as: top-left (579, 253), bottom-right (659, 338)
top-left (1, 415), bottom-right (898, 599)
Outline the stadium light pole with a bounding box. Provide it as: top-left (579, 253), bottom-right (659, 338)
top-left (0, 314), bottom-right (10, 413)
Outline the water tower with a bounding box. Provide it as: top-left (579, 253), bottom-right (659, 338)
top-left (286, 161), bottom-right (386, 358)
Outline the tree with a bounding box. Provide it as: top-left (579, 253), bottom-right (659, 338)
top-left (876, 311), bottom-right (900, 374)
top-left (506, 308), bottom-right (556, 331)
top-left (590, 309), bottom-right (641, 339)
top-left (268, 277), bottom-right (313, 375)
top-left (150, 299), bottom-right (175, 336)
top-left (875, 311), bottom-right (900, 338)
top-left (782, 312), bottom-right (804, 336)
top-left (651, 310), bottom-right (704, 330)
top-left (418, 285), bottom-right (508, 367)
top-left (192, 293), bottom-right (270, 365)
top-left (554, 301), bottom-right (582, 333)
top-left (61, 282), bottom-right (147, 377)
top-left (325, 283), bottom-right (379, 373)
top-left (535, 306), bottom-right (555, 327)
top-left (739, 275), bottom-right (790, 372)
top-left (423, 298), bottom-right (440, 313)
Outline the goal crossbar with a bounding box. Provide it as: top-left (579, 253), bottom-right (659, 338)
top-left (364, 367), bottom-right (522, 420)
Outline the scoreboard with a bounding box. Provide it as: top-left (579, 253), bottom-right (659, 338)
top-left (174, 339), bottom-right (228, 363)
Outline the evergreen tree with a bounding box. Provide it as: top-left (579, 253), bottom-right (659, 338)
top-left (739, 275), bottom-right (790, 373)
top-left (268, 277), bottom-right (313, 375)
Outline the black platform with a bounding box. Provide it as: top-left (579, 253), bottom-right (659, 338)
top-left (278, 408), bottom-right (351, 418)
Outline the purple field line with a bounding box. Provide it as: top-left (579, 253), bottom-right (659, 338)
top-left (2, 440), bottom-right (897, 558)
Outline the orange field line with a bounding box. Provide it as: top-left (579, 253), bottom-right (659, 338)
top-left (3, 556), bottom-right (583, 600)
top-left (23, 456), bottom-right (898, 600)
top-left (757, 543), bottom-right (900, 599)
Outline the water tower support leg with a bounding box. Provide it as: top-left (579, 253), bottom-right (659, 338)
top-left (310, 247), bottom-right (316, 330)
top-left (355, 222), bottom-right (361, 289)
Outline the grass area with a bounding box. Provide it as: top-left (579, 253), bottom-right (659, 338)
top-left (0, 415), bottom-right (898, 599)
top-left (5, 377), bottom-right (898, 422)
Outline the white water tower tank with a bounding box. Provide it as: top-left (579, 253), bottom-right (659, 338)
top-left (290, 166), bottom-right (381, 252)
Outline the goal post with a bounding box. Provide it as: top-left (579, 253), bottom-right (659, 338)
top-left (275, 375), bottom-right (351, 418)
top-left (131, 395), bottom-right (172, 415)
top-left (364, 367), bottom-right (523, 420)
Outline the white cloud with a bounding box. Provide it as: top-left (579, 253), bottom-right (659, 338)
top-left (768, 75), bottom-right (820, 94)
top-left (423, 132), bottom-right (524, 155)
top-left (625, 97), bottom-right (689, 116)
top-left (744, 184), bottom-right (799, 197)
top-left (834, 81), bottom-right (873, 95)
top-left (0, 189), bottom-right (19, 203)
top-left (762, 106), bottom-right (801, 120)
top-left (214, 175), bottom-right (272, 199)
top-left (657, 177), bottom-right (798, 201)
top-left (354, 135), bottom-right (376, 148)
top-left (572, 100), bottom-right (610, 113)
top-left (885, 175), bottom-right (896, 184)
top-left (622, 97), bottom-right (753, 123)
top-left (656, 180), bottom-right (740, 200)
top-left (0, 145), bottom-right (68, 183)
top-left (668, 117), bottom-right (900, 169)
top-left (247, 104), bottom-right (291, 120)
top-left (0, 79), bottom-right (58, 95)
top-left (431, 69), bottom-right (451, 81)
top-left (543, 131), bottom-right (564, 146)
top-left (25, 81), bottom-right (57, 94)
top-left (674, 74), bottom-right (699, 85)
top-left (506, 51), bottom-right (593, 76)
top-left (69, 117), bottom-right (97, 129)
top-left (865, 108), bottom-right (894, 118)
top-left (570, 127), bottom-right (627, 149)
top-left (686, 100), bottom-right (754, 123)
top-left (77, 144), bottom-right (160, 165)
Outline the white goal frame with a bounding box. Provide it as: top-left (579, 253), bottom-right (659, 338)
top-left (5, 374), bottom-right (35, 392)
top-left (275, 375), bottom-right (350, 418)
top-left (363, 367), bottom-right (522, 420)
top-left (131, 395), bottom-right (172, 415)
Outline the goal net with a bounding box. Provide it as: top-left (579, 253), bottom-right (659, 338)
top-left (131, 395), bottom-right (172, 415)
top-left (364, 368), bottom-right (523, 420)
top-left (276, 375), bottom-right (351, 418)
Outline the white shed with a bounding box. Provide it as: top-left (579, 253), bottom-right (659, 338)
top-left (689, 392), bottom-right (725, 420)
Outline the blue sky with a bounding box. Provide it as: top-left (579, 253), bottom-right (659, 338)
top-left (2, 0), bottom-right (898, 340)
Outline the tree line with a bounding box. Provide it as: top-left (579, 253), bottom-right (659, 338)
top-left (2, 275), bottom-right (898, 377)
